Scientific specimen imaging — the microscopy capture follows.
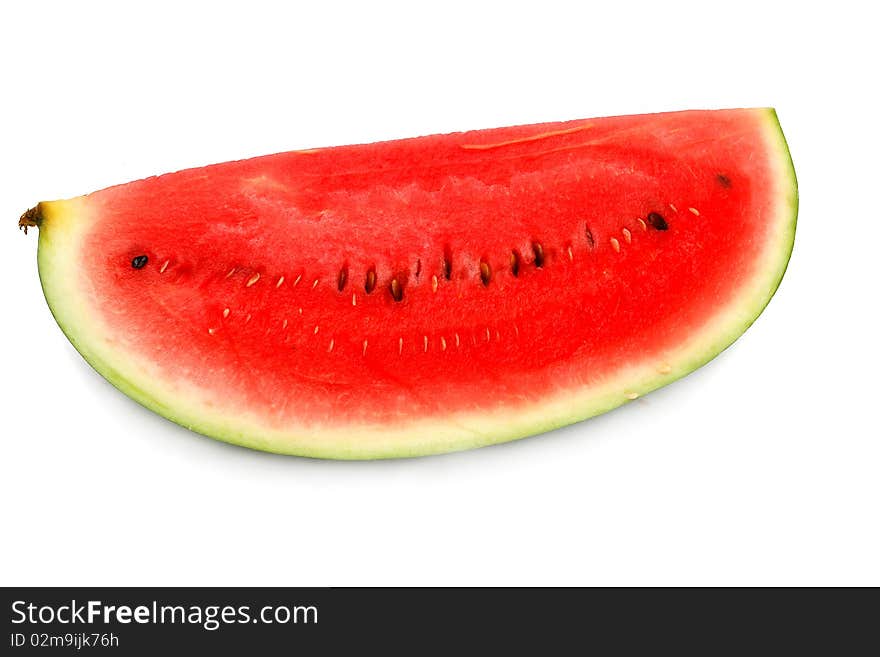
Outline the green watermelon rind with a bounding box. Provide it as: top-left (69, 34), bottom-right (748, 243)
top-left (34, 108), bottom-right (797, 459)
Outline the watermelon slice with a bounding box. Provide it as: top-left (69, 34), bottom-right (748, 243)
top-left (21, 108), bottom-right (797, 459)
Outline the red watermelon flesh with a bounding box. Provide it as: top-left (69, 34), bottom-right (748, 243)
top-left (23, 108), bottom-right (797, 458)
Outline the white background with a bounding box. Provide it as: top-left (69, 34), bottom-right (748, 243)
top-left (2, 1), bottom-right (877, 586)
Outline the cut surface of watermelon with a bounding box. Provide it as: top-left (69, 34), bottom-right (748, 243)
top-left (23, 108), bottom-right (797, 458)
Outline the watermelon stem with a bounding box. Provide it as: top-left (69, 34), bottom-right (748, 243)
top-left (18, 205), bottom-right (42, 235)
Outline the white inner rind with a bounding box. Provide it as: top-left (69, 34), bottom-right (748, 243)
top-left (36, 109), bottom-right (797, 459)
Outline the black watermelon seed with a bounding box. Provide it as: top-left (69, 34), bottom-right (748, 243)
top-left (479, 260), bottom-right (491, 286)
top-left (442, 246), bottom-right (453, 280)
top-left (365, 268), bottom-right (377, 294)
top-left (337, 265), bottom-right (348, 292)
top-left (532, 241), bottom-right (545, 268)
top-left (131, 255), bottom-right (148, 269)
top-left (390, 277), bottom-right (404, 302)
top-left (717, 174), bottom-right (732, 188)
top-left (646, 212), bottom-right (668, 230)
top-left (510, 251), bottom-right (520, 277)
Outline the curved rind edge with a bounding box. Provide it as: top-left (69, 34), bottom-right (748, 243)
top-left (35, 109), bottom-right (798, 459)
